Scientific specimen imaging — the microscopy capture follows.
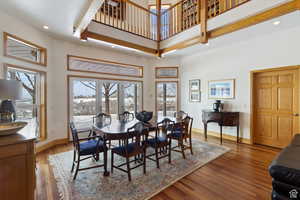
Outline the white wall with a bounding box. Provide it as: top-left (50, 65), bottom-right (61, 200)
top-left (180, 25), bottom-right (300, 139)
top-left (0, 10), bottom-right (157, 147)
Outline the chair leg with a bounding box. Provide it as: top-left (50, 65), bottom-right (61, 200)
top-left (143, 149), bottom-right (146, 174)
top-left (155, 147), bottom-right (159, 169)
top-left (189, 137), bottom-right (193, 155)
top-left (73, 154), bottom-right (80, 180)
top-left (180, 140), bottom-right (186, 159)
top-left (126, 157), bottom-right (131, 182)
top-left (168, 142), bottom-right (172, 164)
top-left (71, 150), bottom-right (76, 172)
top-left (111, 151), bottom-right (114, 173)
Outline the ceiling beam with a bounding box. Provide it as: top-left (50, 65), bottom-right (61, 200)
top-left (82, 30), bottom-right (157, 55)
top-left (161, 0), bottom-right (300, 54)
top-left (73, 0), bottom-right (105, 37)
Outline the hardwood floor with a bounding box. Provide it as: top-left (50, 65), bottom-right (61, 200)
top-left (35, 133), bottom-right (280, 200)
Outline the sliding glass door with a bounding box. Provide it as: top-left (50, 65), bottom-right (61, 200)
top-left (156, 81), bottom-right (178, 117)
top-left (70, 77), bottom-right (142, 129)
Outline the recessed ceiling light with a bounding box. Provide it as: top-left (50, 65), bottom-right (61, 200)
top-left (111, 45), bottom-right (115, 48)
top-left (43, 25), bottom-right (49, 30)
top-left (206, 43), bottom-right (210, 46)
top-left (273, 21), bottom-right (280, 26)
top-left (80, 39), bottom-right (87, 42)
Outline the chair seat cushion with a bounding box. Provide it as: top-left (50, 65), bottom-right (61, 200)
top-left (112, 143), bottom-right (140, 156)
top-left (169, 130), bottom-right (183, 139)
top-left (79, 139), bottom-right (105, 155)
top-left (147, 137), bottom-right (168, 147)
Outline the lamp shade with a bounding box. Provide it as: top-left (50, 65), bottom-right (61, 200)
top-left (0, 79), bottom-right (23, 100)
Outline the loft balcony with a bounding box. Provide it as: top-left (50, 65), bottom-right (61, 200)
top-left (75, 0), bottom-right (300, 56)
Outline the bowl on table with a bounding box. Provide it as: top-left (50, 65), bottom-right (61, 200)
top-left (0, 121), bottom-right (28, 136)
top-left (135, 111), bottom-right (153, 123)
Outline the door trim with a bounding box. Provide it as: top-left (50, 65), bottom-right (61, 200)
top-left (250, 65), bottom-right (300, 146)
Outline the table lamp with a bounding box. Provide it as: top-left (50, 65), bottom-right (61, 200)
top-left (0, 79), bottom-right (23, 122)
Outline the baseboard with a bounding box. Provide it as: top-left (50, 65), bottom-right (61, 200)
top-left (35, 138), bottom-right (69, 154)
top-left (193, 128), bottom-right (251, 144)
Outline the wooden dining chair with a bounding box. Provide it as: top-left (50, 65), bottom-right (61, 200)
top-left (111, 122), bottom-right (149, 181)
top-left (169, 116), bottom-right (194, 159)
top-left (174, 110), bottom-right (188, 119)
top-left (145, 118), bottom-right (174, 168)
top-left (70, 122), bottom-right (108, 180)
top-left (119, 111), bottom-right (134, 121)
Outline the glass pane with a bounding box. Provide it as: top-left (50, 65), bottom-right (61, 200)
top-left (156, 83), bottom-right (164, 117)
top-left (7, 68), bottom-right (39, 138)
top-left (124, 83), bottom-right (135, 113)
top-left (72, 80), bottom-right (96, 129)
top-left (166, 83), bottom-right (177, 117)
top-left (101, 82), bottom-right (118, 119)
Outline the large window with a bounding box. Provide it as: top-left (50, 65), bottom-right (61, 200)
top-left (156, 81), bottom-right (178, 117)
top-left (4, 64), bottom-right (47, 139)
top-left (69, 77), bottom-right (142, 129)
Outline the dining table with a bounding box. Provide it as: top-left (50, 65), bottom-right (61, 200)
top-left (92, 116), bottom-right (184, 176)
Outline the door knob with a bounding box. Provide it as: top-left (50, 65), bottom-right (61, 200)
top-left (294, 113), bottom-right (299, 117)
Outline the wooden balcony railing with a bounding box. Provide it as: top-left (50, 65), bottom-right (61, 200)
top-left (93, 0), bottom-right (158, 40)
top-left (92, 0), bottom-right (250, 42)
top-left (160, 0), bottom-right (250, 41)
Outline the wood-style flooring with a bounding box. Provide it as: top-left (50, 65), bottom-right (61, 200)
top-left (35, 134), bottom-right (280, 200)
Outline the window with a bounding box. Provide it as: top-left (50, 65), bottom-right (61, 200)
top-left (149, 5), bottom-right (170, 40)
top-left (4, 64), bottom-right (47, 139)
top-left (156, 81), bottom-right (178, 117)
top-left (68, 55), bottom-right (143, 78)
top-left (69, 76), bottom-right (143, 129)
top-left (3, 32), bottom-right (47, 66)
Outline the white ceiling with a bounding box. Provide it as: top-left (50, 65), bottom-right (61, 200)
top-left (0, 1), bottom-right (299, 59)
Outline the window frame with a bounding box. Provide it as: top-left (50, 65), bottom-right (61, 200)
top-left (3, 63), bottom-right (47, 141)
top-left (67, 74), bottom-right (144, 140)
top-left (3, 32), bottom-right (47, 67)
top-left (155, 66), bottom-right (179, 79)
top-left (155, 80), bottom-right (179, 117)
top-left (67, 55), bottom-right (144, 78)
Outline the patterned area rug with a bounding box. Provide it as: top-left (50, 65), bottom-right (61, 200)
top-left (49, 139), bottom-right (230, 200)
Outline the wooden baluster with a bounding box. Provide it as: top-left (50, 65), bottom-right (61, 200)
top-left (117, 1), bottom-right (119, 28)
top-left (229, 0), bottom-right (232, 9)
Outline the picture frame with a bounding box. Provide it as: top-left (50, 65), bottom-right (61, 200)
top-left (189, 79), bottom-right (201, 102)
top-left (208, 79), bottom-right (235, 99)
top-left (155, 67), bottom-right (178, 79)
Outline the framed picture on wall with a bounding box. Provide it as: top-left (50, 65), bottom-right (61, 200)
top-left (208, 79), bottom-right (235, 99)
top-left (189, 79), bottom-right (201, 102)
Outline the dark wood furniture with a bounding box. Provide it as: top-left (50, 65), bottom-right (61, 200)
top-left (146, 118), bottom-right (174, 168)
top-left (69, 122), bottom-right (108, 179)
top-left (202, 110), bottom-right (240, 144)
top-left (118, 111), bottom-right (134, 121)
top-left (0, 133), bottom-right (36, 200)
top-left (169, 116), bottom-right (194, 159)
top-left (111, 122), bottom-right (149, 181)
top-left (93, 116), bottom-right (184, 175)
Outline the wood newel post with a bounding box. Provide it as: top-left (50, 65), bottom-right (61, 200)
top-left (156, 0), bottom-right (162, 57)
top-left (200, 0), bottom-right (208, 43)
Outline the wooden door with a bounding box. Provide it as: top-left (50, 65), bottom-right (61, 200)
top-left (253, 68), bottom-right (299, 148)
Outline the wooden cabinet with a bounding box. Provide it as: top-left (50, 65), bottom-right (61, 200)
top-left (0, 134), bottom-right (36, 200)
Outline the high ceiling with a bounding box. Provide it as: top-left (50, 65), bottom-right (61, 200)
top-left (0, 0), bottom-right (90, 39)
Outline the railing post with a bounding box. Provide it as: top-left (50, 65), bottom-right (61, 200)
top-left (200, 0), bottom-right (208, 43)
top-left (156, 0), bottom-right (161, 57)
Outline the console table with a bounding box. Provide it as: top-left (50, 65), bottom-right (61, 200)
top-left (202, 110), bottom-right (240, 144)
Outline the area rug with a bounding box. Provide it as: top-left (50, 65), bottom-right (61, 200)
top-left (48, 139), bottom-right (230, 200)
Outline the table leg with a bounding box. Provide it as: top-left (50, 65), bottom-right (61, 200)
top-left (220, 125), bottom-right (223, 144)
top-left (204, 123), bottom-right (208, 141)
top-left (237, 125), bottom-right (239, 143)
top-left (103, 142), bottom-right (110, 176)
